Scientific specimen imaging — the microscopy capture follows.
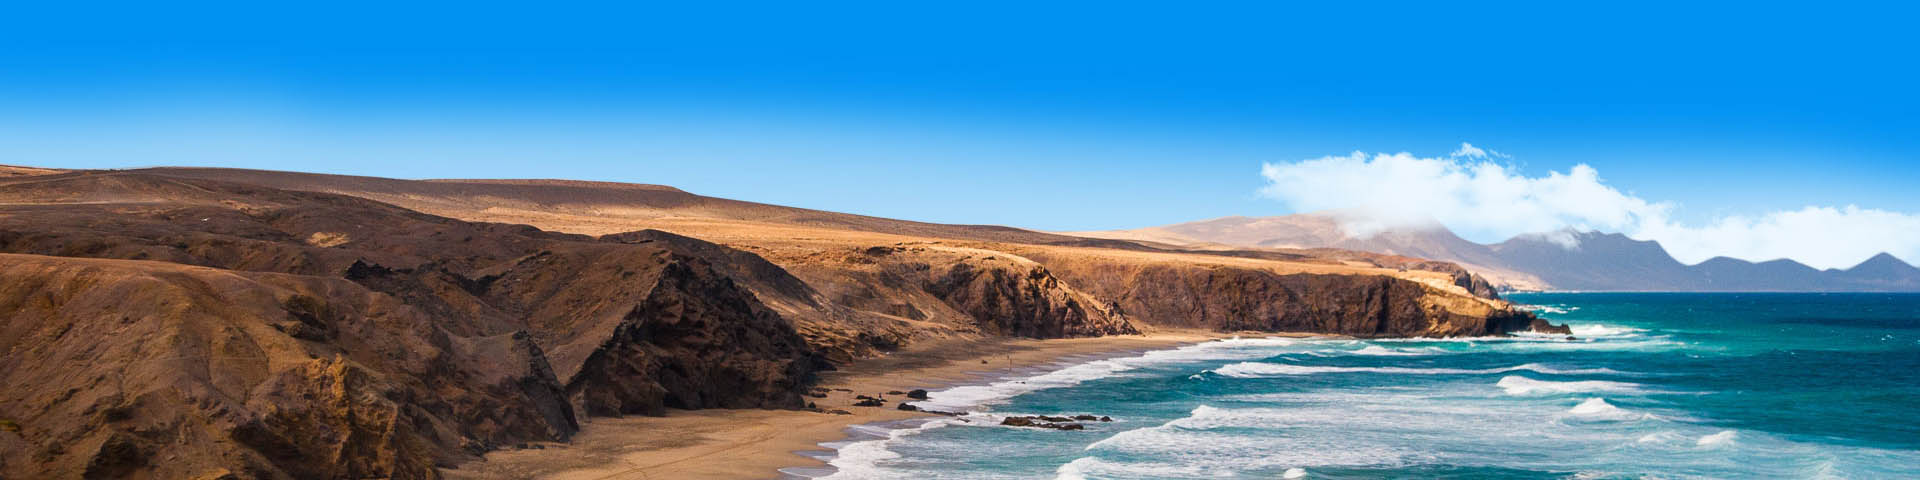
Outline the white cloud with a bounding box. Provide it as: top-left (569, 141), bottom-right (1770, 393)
top-left (1257, 147), bottom-right (1920, 269)
top-left (1638, 206), bottom-right (1920, 269)
top-left (1450, 142), bottom-right (1489, 158)
top-left (1448, 142), bottom-right (1509, 159)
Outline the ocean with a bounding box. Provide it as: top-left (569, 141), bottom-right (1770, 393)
top-left (803, 293), bottom-right (1920, 479)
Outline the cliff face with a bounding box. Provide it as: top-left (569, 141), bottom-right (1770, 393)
top-left (923, 261), bottom-right (1137, 338)
top-left (769, 244), bottom-right (1142, 351)
top-left (1027, 255), bottom-right (1537, 338)
top-left (560, 258), bottom-right (820, 416)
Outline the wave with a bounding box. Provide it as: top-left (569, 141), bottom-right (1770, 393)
top-left (1697, 430), bottom-right (1738, 447)
top-left (1513, 363), bottom-right (1635, 376)
top-left (1351, 345), bottom-right (1436, 356)
top-left (1570, 324), bottom-right (1645, 338)
top-left (1055, 457), bottom-right (1223, 480)
top-left (910, 336), bottom-right (1307, 411)
top-left (1563, 398), bottom-right (1649, 422)
top-left (820, 418), bottom-right (960, 479)
top-left (1213, 362), bottom-right (1492, 377)
top-left (1520, 303), bottom-right (1566, 314)
top-left (1636, 431), bottom-right (1687, 444)
top-left (1211, 361), bottom-right (1632, 379)
top-left (1568, 398), bottom-right (1621, 415)
top-left (1082, 405), bottom-right (1412, 466)
top-left (1497, 376), bottom-right (1640, 396)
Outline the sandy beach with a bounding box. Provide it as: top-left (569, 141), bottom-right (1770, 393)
top-left (443, 329), bottom-right (1257, 480)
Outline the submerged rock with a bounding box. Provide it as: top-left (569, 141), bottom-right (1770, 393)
top-left (999, 416), bottom-right (1089, 430)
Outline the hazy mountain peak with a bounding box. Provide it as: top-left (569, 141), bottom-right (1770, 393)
top-left (1096, 218), bottom-right (1918, 292)
top-left (1845, 252), bottom-right (1920, 276)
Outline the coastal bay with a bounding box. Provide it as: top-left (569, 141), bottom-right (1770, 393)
top-left (447, 330), bottom-right (1244, 479)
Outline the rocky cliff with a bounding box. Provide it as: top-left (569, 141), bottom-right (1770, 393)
top-left (1026, 255), bottom-right (1534, 337)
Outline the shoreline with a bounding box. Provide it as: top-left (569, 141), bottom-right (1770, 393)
top-left (443, 329), bottom-right (1247, 480)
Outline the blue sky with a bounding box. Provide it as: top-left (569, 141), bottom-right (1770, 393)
top-left (3, 2), bottom-right (1917, 259)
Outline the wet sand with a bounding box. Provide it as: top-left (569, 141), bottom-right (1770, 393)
top-left (443, 330), bottom-right (1250, 479)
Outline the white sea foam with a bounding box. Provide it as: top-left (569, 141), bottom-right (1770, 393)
top-left (1496, 376), bottom-right (1640, 395)
top-left (820, 418), bottom-right (960, 479)
top-left (1351, 345), bottom-right (1431, 356)
top-left (1563, 397), bottom-right (1648, 422)
top-left (1698, 430), bottom-right (1738, 447)
top-left (1082, 405), bottom-right (1411, 467)
top-left (1283, 467), bottom-right (1309, 478)
top-left (1524, 304), bottom-right (1572, 314)
top-left (910, 337), bottom-right (1301, 411)
top-left (1211, 361), bottom-right (1628, 379)
top-left (1571, 324), bottom-right (1645, 338)
top-left (1568, 398), bottom-right (1621, 415)
top-left (1513, 363), bottom-right (1635, 376)
top-left (1055, 457), bottom-right (1224, 479)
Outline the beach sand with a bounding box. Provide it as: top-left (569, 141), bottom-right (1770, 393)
top-left (443, 329), bottom-right (1253, 480)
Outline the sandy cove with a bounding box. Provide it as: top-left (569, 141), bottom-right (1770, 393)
top-left (441, 329), bottom-right (1287, 480)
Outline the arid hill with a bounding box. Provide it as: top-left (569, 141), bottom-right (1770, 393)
top-left (0, 166), bottom-right (1550, 479)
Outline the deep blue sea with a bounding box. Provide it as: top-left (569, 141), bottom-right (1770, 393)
top-left (807, 293), bottom-right (1920, 479)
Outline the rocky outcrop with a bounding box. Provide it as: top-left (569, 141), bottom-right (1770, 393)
top-left (1529, 318), bottom-right (1574, 335)
top-left (1028, 258), bottom-right (1541, 337)
top-left (923, 262), bottom-right (1137, 338)
top-left (563, 259), bottom-right (823, 416)
top-left (773, 244), bottom-right (1140, 348)
top-left (1404, 260), bottom-right (1503, 300)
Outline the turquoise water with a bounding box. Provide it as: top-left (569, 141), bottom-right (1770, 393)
top-left (810, 293), bottom-right (1920, 479)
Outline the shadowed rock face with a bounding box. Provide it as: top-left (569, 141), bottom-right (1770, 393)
top-left (924, 262), bottom-right (1137, 338)
top-left (0, 172), bottom-right (827, 479)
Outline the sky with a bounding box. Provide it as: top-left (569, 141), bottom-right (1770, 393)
top-left (2, 2), bottom-right (1917, 267)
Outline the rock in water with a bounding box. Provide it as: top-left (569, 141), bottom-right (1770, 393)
top-left (1530, 318), bottom-right (1575, 335)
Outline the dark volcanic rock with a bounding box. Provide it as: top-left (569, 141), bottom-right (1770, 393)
top-left (999, 416), bottom-right (1086, 430)
top-left (1529, 318), bottom-right (1574, 335)
top-left (906, 389), bottom-right (930, 400)
top-left (924, 262), bottom-right (1138, 338)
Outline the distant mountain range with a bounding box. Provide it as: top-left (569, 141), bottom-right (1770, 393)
top-left (1078, 215), bottom-right (1920, 292)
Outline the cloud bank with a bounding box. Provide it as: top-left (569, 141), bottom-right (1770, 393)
top-left (1257, 144), bottom-right (1920, 269)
